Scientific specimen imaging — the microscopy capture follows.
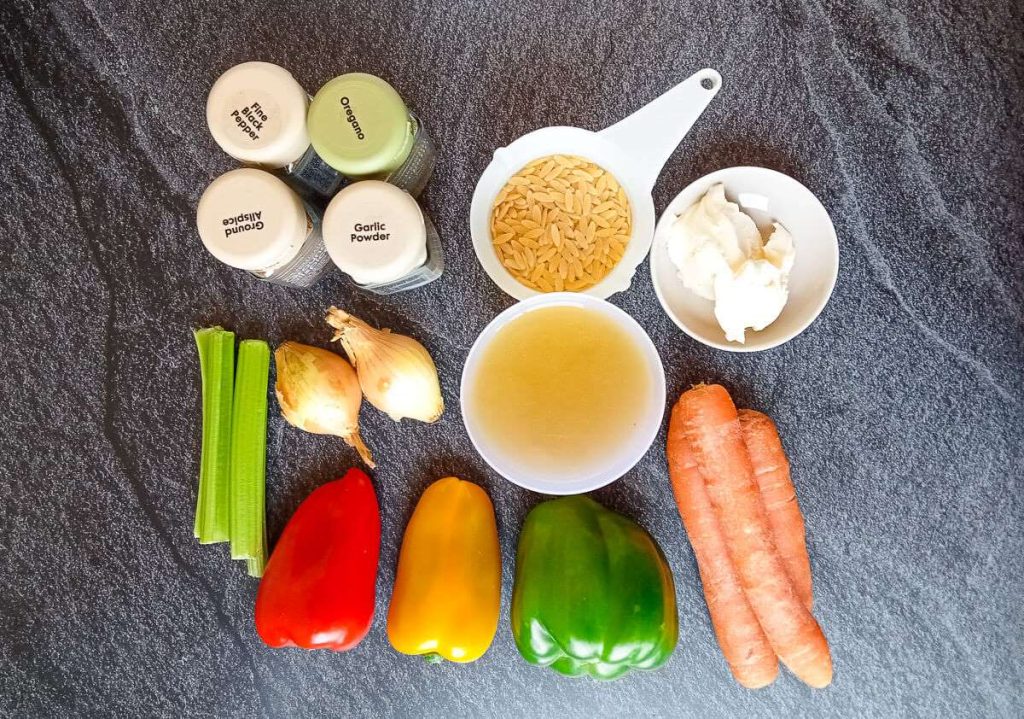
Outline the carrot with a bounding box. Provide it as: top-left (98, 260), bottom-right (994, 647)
top-left (739, 409), bottom-right (813, 610)
top-left (676, 384), bottom-right (832, 689)
top-left (667, 401), bottom-right (779, 689)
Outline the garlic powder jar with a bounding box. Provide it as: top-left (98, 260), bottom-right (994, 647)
top-left (322, 181), bottom-right (443, 294)
top-left (206, 62), bottom-right (344, 200)
top-left (307, 74), bottom-right (436, 197)
top-left (196, 168), bottom-right (333, 288)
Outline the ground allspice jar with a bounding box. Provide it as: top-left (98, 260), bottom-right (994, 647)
top-left (196, 168), bottom-right (333, 288)
top-left (307, 74), bottom-right (436, 197)
top-left (206, 62), bottom-right (344, 200)
top-left (322, 181), bottom-right (443, 294)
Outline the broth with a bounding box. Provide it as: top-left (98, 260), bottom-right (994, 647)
top-left (467, 305), bottom-right (654, 481)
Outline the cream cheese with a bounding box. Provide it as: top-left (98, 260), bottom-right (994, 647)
top-left (667, 184), bottom-right (795, 343)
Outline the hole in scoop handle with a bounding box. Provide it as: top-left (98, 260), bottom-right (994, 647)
top-left (599, 68), bottom-right (722, 192)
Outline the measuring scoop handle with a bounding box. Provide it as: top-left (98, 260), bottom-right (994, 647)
top-left (599, 68), bottom-right (721, 193)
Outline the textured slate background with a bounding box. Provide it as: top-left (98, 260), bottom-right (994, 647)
top-left (1, 0), bottom-right (1022, 717)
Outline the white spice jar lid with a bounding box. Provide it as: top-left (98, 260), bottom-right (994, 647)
top-left (206, 61), bottom-right (310, 168)
top-left (196, 168), bottom-right (310, 272)
top-left (322, 181), bottom-right (427, 286)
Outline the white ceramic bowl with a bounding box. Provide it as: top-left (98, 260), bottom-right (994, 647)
top-left (460, 293), bottom-right (666, 495)
top-left (650, 166), bottom-right (839, 352)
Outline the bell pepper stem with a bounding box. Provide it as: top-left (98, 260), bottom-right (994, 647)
top-left (423, 653), bottom-right (444, 665)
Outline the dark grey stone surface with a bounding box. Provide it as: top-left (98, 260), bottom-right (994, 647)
top-left (1, 0), bottom-right (1022, 717)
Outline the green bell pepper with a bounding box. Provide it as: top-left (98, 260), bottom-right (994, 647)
top-left (511, 496), bottom-right (678, 680)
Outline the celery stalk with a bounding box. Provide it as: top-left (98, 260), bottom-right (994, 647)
top-left (229, 340), bottom-right (270, 576)
top-left (193, 327), bottom-right (235, 544)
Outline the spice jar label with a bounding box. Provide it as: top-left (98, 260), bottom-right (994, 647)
top-left (219, 91), bottom-right (282, 149)
top-left (222, 210), bottom-right (265, 237)
top-left (350, 222), bottom-right (391, 243)
top-left (340, 96), bottom-right (367, 141)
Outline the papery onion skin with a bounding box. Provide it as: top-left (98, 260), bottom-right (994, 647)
top-left (274, 341), bottom-right (375, 467)
top-left (326, 308), bottom-right (444, 424)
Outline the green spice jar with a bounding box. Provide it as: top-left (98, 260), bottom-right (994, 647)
top-left (307, 74), bottom-right (436, 197)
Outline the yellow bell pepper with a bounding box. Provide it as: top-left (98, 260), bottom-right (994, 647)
top-left (387, 477), bottom-right (501, 663)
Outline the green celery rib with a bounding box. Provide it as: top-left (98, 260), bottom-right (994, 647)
top-left (194, 328), bottom-right (212, 540)
top-left (229, 340), bottom-right (270, 577)
top-left (193, 327), bottom-right (235, 544)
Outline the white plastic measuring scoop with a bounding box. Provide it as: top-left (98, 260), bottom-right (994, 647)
top-left (470, 68), bottom-right (722, 300)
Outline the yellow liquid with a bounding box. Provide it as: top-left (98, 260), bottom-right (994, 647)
top-left (467, 305), bottom-right (654, 481)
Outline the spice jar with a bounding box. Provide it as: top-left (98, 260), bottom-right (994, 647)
top-left (307, 74), bottom-right (436, 197)
top-left (206, 62), bottom-right (344, 200)
top-left (322, 181), bottom-right (443, 294)
top-left (196, 168), bottom-right (333, 288)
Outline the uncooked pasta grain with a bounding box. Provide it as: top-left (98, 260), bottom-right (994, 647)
top-left (490, 155), bottom-right (632, 292)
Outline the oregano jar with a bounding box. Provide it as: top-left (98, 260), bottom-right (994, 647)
top-left (307, 74), bottom-right (436, 197)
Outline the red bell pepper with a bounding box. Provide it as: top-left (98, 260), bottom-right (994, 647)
top-left (254, 468), bottom-right (380, 650)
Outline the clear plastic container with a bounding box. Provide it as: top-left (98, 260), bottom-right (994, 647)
top-left (307, 74), bottom-right (436, 197)
top-left (383, 112), bottom-right (436, 198)
top-left (322, 180), bottom-right (443, 294)
top-left (206, 62), bottom-right (345, 201)
top-left (286, 144), bottom-right (346, 199)
top-left (196, 168), bottom-right (333, 289)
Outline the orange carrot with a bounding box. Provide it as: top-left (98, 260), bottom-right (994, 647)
top-left (676, 384), bottom-right (832, 689)
top-left (668, 401), bottom-right (779, 688)
top-left (739, 409), bottom-right (814, 610)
